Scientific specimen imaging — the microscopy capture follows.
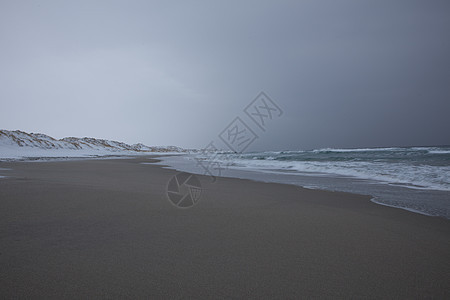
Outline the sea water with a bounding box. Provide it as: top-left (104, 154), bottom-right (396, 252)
top-left (157, 146), bottom-right (450, 218)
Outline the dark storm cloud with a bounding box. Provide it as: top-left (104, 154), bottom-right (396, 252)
top-left (1, 0), bottom-right (449, 150)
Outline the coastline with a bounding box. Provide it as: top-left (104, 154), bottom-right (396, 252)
top-left (0, 156), bottom-right (449, 298)
top-left (155, 154), bottom-right (450, 219)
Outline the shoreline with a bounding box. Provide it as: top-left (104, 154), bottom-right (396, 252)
top-left (370, 197), bottom-right (434, 217)
top-left (0, 156), bottom-right (449, 298)
top-left (2, 153), bottom-right (449, 219)
top-left (154, 154), bottom-right (450, 219)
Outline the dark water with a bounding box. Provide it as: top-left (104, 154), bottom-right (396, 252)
top-left (155, 146), bottom-right (450, 218)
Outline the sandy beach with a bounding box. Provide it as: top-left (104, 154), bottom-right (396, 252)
top-left (0, 156), bottom-right (449, 298)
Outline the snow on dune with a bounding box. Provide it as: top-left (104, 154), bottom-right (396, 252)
top-left (0, 130), bottom-right (185, 160)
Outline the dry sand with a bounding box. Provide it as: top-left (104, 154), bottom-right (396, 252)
top-left (0, 157), bottom-right (449, 298)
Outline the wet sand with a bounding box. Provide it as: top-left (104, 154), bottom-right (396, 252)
top-left (0, 157), bottom-right (449, 298)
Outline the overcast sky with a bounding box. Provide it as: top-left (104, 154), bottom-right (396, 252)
top-left (1, 0), bottom-right (449, 150)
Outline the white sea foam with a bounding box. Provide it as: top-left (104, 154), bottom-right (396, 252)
top-left (308, 146), bottom-right (449, 154)
top-left (370, 198), bottom-right (434, 216)
top-left (207, 153), bottom-right (450, 192)
top-left (312, 147), bottom-right (404, 153)
top-left (428, 150), bottom-right (450, 154)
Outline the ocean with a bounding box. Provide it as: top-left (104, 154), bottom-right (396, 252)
top-left (157, 146), bottom-right (450, 218)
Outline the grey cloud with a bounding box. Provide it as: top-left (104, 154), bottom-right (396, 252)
top-left (1, 0), bottom-right (449, 150)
